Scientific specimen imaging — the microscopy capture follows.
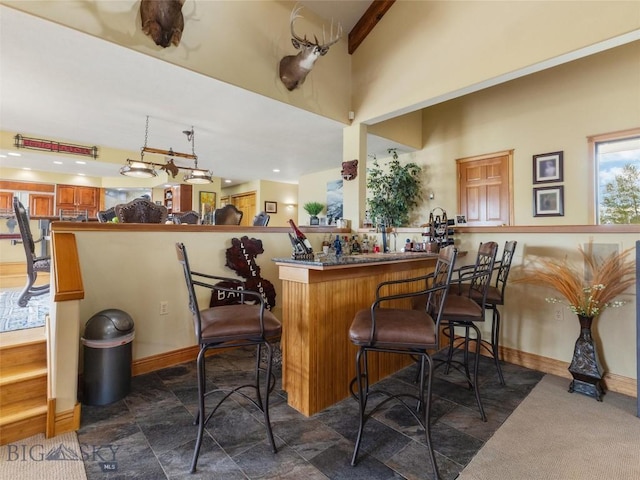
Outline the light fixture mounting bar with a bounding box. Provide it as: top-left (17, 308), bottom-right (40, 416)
top-left (142, 146), bottom-right (197, 160)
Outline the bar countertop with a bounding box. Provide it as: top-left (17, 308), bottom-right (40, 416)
top-left (272, 251), bottom-right (441, 270)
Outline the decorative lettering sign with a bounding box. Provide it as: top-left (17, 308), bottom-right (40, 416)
top-left (209, 236), bottom-right (276, 310)
top-left (14, 134), bottom-right (98, 158)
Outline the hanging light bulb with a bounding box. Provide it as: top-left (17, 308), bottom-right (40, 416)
top-left (119, 158), bottom-right (157, 178)
top-left (120, 116), bottom-right (157, 178)
top-left (183, 128), bottom-right (212, 184)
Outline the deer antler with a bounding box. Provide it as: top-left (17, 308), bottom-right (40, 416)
top-left (290, 5), bottom-right (309, 46)
top-left (289, 5), bottom-right (342, 48)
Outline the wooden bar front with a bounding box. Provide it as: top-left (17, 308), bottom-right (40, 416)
top-left (275, 256), bottom-right (438, 416)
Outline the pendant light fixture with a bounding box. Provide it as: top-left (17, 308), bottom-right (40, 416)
top-left (120, 117), bottom-right (213, 183)
top-left (182, 127), bottom-right (213, 184)
top-left (120, 116), bottom-right (157, 178)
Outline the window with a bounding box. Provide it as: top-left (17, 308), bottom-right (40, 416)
top-left (592, 129), bottom-right (640, 224)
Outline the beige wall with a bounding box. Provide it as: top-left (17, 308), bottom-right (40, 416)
top-left (299, 40), bottom-right (640, 228)
top-left (3, 0), bottom-right (352, 124)
top-left (352, 0), bottom-right (640, 124)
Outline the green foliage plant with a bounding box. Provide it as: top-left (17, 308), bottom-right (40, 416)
top-left (366, 149), bottom-right (422, 228)
top-left (303, 201), bottom-right (325, 216)
top-left (600, 164), bottom-right (640, 224)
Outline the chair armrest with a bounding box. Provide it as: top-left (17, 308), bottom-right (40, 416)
top-left (453, 264), bottom-right (476, 282)
top-left (375, 272), bottom-right (435, 300)
top-left (191, 274), bottom-right (266, 307)
top-left (371, 280), bottom-right (448, 320)
top-left (192, 271), bottom-right (244, 286)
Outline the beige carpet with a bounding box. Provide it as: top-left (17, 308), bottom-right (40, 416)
top-left (458, 374), bottom-right (640, 480)
top-left (0, 432), bottom-right (87, 480)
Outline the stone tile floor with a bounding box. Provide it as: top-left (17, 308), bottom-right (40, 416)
top-left (77, 347), bottom-right (543, 479)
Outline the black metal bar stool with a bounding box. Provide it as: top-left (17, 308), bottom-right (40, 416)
top-left (175, 242), bottom-right (282, 473)
top-left (348, 246), bottom-right (458, 480)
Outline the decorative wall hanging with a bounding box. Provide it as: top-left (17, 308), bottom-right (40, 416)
top-left (14, 134), bottom-right (98, 158)
top-left (279, 5), bottom-right (342, 91)
top-left (140, 0), bottom-right (185, 48)
top-left (533, 151), bottom-right (563, 183)
top-left (533, 185), bottom-right (564, 216)
top-left (209, 236), bottom-right (276, 310)
top-left (341, 159), bottom-right (358, 180)
top-left (264, 201), bottom-right (278, 214)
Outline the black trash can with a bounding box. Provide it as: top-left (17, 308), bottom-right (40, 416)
top-left (82, 309), bottom-right (135, 406)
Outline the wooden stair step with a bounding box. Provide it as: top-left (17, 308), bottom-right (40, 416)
top-left (0, 329), bottom-right (46, 367)
top-left (0, 362), bottom-right (47, 386)
top-left (0, 397), bottom-right (48, 426)
top-left (0, 406), bottom-right (47, 445)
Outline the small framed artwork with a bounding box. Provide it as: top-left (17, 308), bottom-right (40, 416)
top-left (264, 201), bottom-right (277, 214)
top-left (199, 191), bottom-right (216, 216)
top-left (533, 151), bottom-right (563, 184)
top-left (455, 215), bottom-right (467, 224)
top-left (533, 186), bottom-right (564, 217)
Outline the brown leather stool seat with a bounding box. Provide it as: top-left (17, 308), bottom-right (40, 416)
top-left (348, 246), bottom-right (458, 480)
top-left (175, 242), bottom-right (281, 473)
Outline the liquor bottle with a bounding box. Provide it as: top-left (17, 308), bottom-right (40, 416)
top-left (288, 219), bottom-right (313, 253)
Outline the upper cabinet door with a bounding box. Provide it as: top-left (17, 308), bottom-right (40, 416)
top-left (56, 185), bottom-right (76, 205)
top-left (76, 186), bottom-right (97, 208)
top-left (30, 194), bottom-right (54, 216)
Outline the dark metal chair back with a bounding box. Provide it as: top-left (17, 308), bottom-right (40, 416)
top-left (97, 207), bottom-right (116, 223)
top-left (213, 204), bottom-right (243, 225)
top-left (12, 197), bottom-right (51, 306)
top-left (114, 198), bottom-right (168, 223)
top-left (252, 211), bottom-right (270, 226)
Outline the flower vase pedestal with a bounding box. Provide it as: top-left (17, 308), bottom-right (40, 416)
top-left (568, 315), bottom-right (605, 401)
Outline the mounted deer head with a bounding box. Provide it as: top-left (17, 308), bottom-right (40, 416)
top-left (279, 6), bottom-right (342, 91)
top-left (140, 0), bottom-right (185, 48)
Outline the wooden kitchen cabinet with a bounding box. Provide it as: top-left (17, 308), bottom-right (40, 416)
top-left (56, 184), bottom-right (99, 217)
top-left (163, 184), bottom-right (192, 214)
top-left (0, 191), bottom-right (12, 211)
top-left (30, 194), bottom-right (54, 216)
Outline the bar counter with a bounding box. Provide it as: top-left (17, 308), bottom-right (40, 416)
top-left (274, 252), bottom-right (440, 416)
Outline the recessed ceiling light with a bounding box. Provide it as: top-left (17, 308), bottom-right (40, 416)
top-left (272, 169), bottom-right (280, 173)
top-left (0, 154), bottom-right (7, 158)
top-left (53, 161), bottom-right (63, 165)
top-left (224, 179), bottom-right (232, 183)
top-left (75, 160), bottom-right (86, 165)
top-left (8, 152), bottom-right (21, 157)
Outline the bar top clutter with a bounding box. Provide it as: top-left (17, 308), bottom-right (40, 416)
top-left (273, 251), bottom-right (440, 269)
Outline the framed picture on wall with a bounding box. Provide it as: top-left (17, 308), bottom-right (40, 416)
top-left (199, 191), bottom-right (216, 217)
top-left (533, 151), bottom-right (563, 184)
top-left (533, 186), bottom-right (564, 217)
top-left (264, 201), bottom-right (277, 213)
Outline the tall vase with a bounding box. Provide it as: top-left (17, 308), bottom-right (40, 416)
top-left (568, 315), bottom-right (605, 401)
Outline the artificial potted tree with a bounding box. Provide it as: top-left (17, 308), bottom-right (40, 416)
top-left (303, 201), bottom-right (325, 225)
top-left (367, 148), bottom-right (423, 229)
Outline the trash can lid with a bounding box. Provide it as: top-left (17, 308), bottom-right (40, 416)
top-left (84, 309), bottom-right (134, 340)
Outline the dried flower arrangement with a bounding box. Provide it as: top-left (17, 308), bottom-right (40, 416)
top-left (516, 242), bottom-right (635, 318)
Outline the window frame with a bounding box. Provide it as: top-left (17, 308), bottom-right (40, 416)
top-left (587, 127), bottom-right (640, 225)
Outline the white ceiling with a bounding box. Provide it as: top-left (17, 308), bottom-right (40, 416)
top-left (0, 2), bottom-right (402, 186)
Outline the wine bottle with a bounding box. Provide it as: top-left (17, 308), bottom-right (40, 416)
top-left (288, 219), bottom-right (313, 253)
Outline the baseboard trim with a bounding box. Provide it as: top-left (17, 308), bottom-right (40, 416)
top-left (131, 345), bottom-right (237, 376)
top-left (132, 345), bottom-right (200, 376)
top-left (500, 345), bottom-right (637, 398)
top-left (47, 399), bottom-right (81, 438)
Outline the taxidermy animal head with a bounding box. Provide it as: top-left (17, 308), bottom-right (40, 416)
top-left (140, 0), bottom-right (185, 48)
top-left (160, 159), bottom-right (180, 178)
top-left (341, 159), bottom-right (358, 181)
top-left (279, 6), bottom-right (342, 91)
